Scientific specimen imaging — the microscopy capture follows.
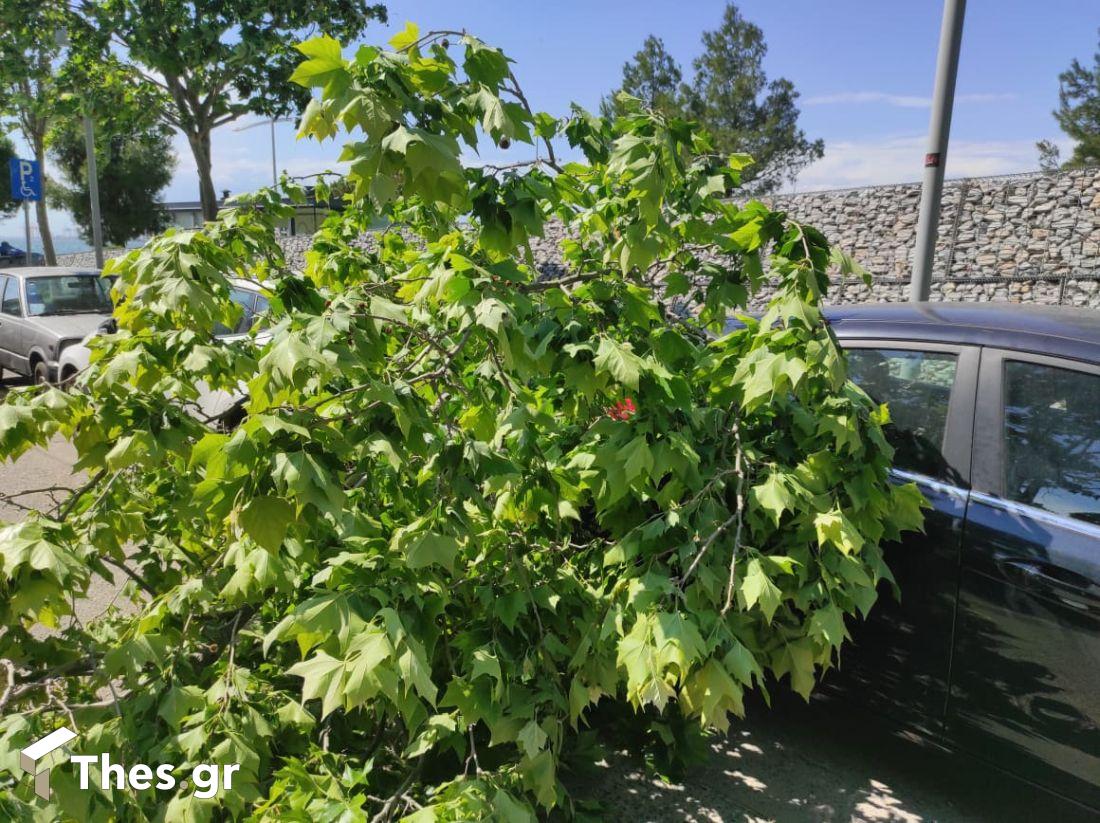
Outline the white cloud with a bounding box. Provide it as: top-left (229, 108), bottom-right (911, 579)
top-left (804, 91), bottom-right (1016, 108)
top-left (789, 135), bottom-right (1073, 192)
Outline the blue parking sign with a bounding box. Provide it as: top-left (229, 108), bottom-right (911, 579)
top-left (9, 157), bottom-right (41, 202)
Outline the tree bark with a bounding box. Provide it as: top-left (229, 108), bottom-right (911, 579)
top-left (32, 134), bottom-right (55, 266)
top-left (187, 129), bottom-right (219, 222)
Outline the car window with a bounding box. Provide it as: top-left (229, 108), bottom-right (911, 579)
top-left (0, 276), bottom-right (19, 316)
top-left (251, 295), bottom-right (270, 332)
top-left (25, 275), bottom-right (112, 316)
top-left (214, 289), bottom-right (259, 337)
top-left (846, 348), bottom-right (959, 479)
top-left (1003, 361), bottom-right (1100, 525)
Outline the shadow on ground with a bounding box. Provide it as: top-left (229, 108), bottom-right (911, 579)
top-left (572, 691), bottom-right (1094, 822)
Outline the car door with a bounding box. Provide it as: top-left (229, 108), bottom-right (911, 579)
top-left (0, 275), bottom-right (27, 374)
top-left (833, 341), bottom-right (978, 733)
top-left (948, 348), bottom-right (1100, 810)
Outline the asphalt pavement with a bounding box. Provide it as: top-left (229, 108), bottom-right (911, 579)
top-left (0, 374), bottom-right (133, 625)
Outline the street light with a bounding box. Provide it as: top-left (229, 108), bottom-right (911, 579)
top-left (910, 0), bottom-right (967, 302)
top-left (56, 27), bottom-right (104, 268)
top-left (233, 118), bottom-right (293, 188)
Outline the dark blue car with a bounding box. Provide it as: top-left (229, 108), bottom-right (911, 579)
top-left (0, 241), bottom-right (44, 267)
top-left (822, 302), bottom-right (1100, 813)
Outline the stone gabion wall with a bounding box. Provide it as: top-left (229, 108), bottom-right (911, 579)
top-left (761, 167), bottom-right (1100, 309)
top-left (58, 167), bottom-right (1100, 309)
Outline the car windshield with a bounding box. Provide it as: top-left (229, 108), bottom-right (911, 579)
top-left (25, 275), bottom-right (113, 316)
top-left (213, 288), bottom-right (263, 337)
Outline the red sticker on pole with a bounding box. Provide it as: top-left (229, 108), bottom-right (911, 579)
top-left (924, 152), bottom-right (941, 168)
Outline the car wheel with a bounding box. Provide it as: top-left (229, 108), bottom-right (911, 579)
top-left (32, 360), bottom-right (51, 386)
top-left (59, 367), bottom-right (77, 390)
top-left (214, 400), bottom-right (247, 433)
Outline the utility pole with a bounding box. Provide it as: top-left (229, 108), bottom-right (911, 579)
top-left (23, 200), bottom-right (32, 267)
top-left (910, 0), bottom-right (967, 302)
top-left (271, 120), bottom-right (277, 188)
top-left (55, 26), bottom-right (104, 268)
top-left (234, 118), bottom-right (292, 188)
top-left (83, 113), bottom-right (105, 268)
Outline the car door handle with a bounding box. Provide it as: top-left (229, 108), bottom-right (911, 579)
top-left (999, 558), bottom-right (1100, 604)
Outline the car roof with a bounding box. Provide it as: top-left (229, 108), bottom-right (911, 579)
top-left (824, 302), bottom-right (1100, 364)
top-left (0, 266), bottom-right (102, 278)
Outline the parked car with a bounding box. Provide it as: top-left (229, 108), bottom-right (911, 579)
top-left (59, 279), bottom-right (270, 422)
top-left (0, 241), bottom-right (45, 267)
top-left (811, 303), bottom-right (1100, 813)
top-left (0, 267), bottom-right (113, 384)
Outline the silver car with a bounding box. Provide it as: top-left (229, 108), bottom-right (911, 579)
top-left (0, 267), bottom-right (114, 384)
top-left (58, 278), bottom-right (270, 425)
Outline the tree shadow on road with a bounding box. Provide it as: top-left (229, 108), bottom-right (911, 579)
top-left (572, 691), bottom-right (1095, 822)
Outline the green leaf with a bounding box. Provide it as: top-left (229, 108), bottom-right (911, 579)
top-left (808, 602), bottom-right (848, 647)
top-left (239, 496), bottom-right (295, 552)
top-left (402, 531), bottom-right (461, 573)
top-left (620, 435), bottom-right (653, 482)
top-left (681, 658), bottom-right (744, 730)
top-left (814, 510), bottom-right (864, 556)
top-left (290, 36), bottom-right (345, 87)
top-left (475, 297), bottom-right (509, 332)
top-left (389, 21), bottom-right (421, 52)
top-left (740, 558), bottom-right (782, 623)
top-left (749, 473), bottom-right (794, 526)
top-left (594, 337), bottom-right (644, 390)
top-left (517, 719), bottom-right (548, 759)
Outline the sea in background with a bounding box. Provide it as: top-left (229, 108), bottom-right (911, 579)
top-left (0, 234), bottom-right (147, 257)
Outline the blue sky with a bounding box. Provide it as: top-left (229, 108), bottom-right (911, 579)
top-left (3, 0), bottom-right (1098, 245)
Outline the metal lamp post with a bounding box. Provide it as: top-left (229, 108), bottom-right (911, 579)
top-left (910, 0), bottom-right (967, 302)
top-left (83, 113), bottom-right (104, 268)
top-left (56, 27), bottom-right (104, 268)
top-left (233, 118), bottom-right (293, 188)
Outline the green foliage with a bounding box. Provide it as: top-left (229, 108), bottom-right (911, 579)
top-left (603, 3), bottom-right (823, 194)
top-left (599, 36), bottom-right (685, 120)
top-left (0, 0), bottom-right (72, 263)
top-left (48, 73), bottom-right (175, 246)
top-left (0, 24), bottom-right (921, 821)
top-left (1043, 29), bottom-right (1100, 169)
top-left (73, 0), bottom-right (388, 219)
top-left (0, 133), bottom-right (17, 219)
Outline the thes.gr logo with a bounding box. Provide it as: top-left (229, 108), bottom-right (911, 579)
top-left (19, 725), bottom-right (77, 800)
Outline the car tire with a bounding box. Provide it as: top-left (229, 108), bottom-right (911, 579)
top-left (59, 367), bottom-right (77, 391)
top-left (32, 360), bottom-right (50, 386)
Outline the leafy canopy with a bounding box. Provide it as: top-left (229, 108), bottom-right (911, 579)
top-left (0, 22), bottom-right (921, 822)
top-left (0, 0), bottom-right (73, 263)
top-left (0, 133), bottom-right (18, 219)
top-left (74, 0), bottom-right (388, 219)
top-left (1040, 28), bottom-right (1100, 169)
top-left (603, 3), bottom-right (823, 194)
top-left (48, 62), bottom-right (176, 246)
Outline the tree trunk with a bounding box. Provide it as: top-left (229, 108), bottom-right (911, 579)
top-left (187, 130), bottom-right (219, 222)
top-left (32, 136), bottom-right (56, 266)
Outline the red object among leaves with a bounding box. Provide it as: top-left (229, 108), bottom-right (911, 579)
top-left (607, 397), bottom-right (636, 421)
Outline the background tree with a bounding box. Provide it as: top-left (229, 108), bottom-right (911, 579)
top-left (48, 61), bottom-right (176, 247)
top-left (0, 134), bottom-right (18, 219)
top-left (600, 36), bottom-right (685, 119)
top-left (74, 0), bottom-right (387, 222)
top-left (1039, 29), bottom-right (1100, 169)
top-left (49, 121), bottom-right (175, 248)
top-left (0, 0), bottom-right (69, 264)
top-left (604, 3), bottom-right (822, 194)
top-left (0, 26), bottom-right (920, 820)
top-left (1036, 138), bottom-right (1062, 171)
